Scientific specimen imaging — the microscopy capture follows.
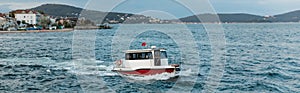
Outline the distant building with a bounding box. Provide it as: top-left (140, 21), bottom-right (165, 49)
top-left (10, 10), bottom-right (40, 24)
top-left (0, 13), bottom-right (6, 23)
top-left (0, 16), bottom-right (5, 23)
top-left (0, 13), bottom-right (6, 18)
top-left (0, 13), bottom-right (7, 30)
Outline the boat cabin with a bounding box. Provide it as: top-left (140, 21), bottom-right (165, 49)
top-left (122, 46), bottom-right (168, 68)
top-left (113, 46), bottom-right (179, 76)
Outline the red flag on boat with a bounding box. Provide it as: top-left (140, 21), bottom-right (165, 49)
top-left (142, 42), bottom-right (147, 46)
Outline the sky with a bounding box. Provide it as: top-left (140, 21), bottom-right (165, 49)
top-left (1, 0), bottom-right (300, 19)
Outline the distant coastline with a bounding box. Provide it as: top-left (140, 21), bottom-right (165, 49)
top-left (1, 22), bottom-right (300, 34)
top-left (30, 4), bottom-right (300, 24)
top-left (0, 28), bottom-right (73, 34)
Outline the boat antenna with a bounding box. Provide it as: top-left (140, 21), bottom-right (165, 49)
top-left (146, 37), bottom-right (149, 48)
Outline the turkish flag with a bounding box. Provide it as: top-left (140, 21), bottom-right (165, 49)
top-left (142, 42), bottom-right (147, 46)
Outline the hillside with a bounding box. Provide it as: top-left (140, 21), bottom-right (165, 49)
top-left (30, 4), bottom-right (300, 23)
top-left (30, 4), bottom-right (154, 24)
top-left (180, 11), bottom-right (300, 23)
top-left (31, 4), bottom-right (82, 17)
top-left (179, 13), bottom-right (268, 23)
top-left (272, 10), bottom-right (300, 22)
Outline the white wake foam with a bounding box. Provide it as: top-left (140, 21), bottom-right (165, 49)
top-left (122, 72), bottom-right (178, 81)
top-left (119, 69), bottom-right (195, 81)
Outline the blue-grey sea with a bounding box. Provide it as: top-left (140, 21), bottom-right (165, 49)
top-left (0, 23), bottom-right (300, 92)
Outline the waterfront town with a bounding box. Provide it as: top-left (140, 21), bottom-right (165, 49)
top-left (0, 9), bottom-right (166, 32)
top-left (0, 9), bottom-right (77, 31)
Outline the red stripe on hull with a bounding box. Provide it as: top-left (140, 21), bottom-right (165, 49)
top-left (118, 68), bottom-right (175, 75)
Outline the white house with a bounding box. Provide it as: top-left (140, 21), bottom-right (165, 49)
top-left (0, 13), bottom-right (6, 24)
top-left (12, 10), bottom-right (39, 25)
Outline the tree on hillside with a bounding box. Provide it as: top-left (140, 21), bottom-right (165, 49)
top-left (38, 16), bottom-right (50, 28)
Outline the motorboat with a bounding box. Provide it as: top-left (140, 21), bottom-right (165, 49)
top-left (112, 46), bottom-right (180, 76)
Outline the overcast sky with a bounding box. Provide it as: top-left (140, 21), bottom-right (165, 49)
top-left (1, 0), bottom-right (300, 19)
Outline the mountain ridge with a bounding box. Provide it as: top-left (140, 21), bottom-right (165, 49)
top-left (30, 4), bottom-right (300, 23)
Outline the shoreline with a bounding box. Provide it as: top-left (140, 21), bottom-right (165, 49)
top-left (0, 28), bottom-right (74, 34)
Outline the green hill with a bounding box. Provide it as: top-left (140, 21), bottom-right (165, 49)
top-left (30, 4), bottom-right (151, 24)
top-left (179, 13), bottom-right (269, 23)
top-left (272, 10), bottom-right (300, 22)
top-left (30, 4), bottom-right (300, 23)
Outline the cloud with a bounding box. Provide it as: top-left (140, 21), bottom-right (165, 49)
top-left (0, 2), bottom-right (44, 11)
top-left (0, 0), bottom-right (86, 13)
top-left (210, 0), bottom-right (300, 15)
top-left (0, 5), bottom-right (12, 13)
top-left (258, 0), bottom-right (300, 5)
top-left (255, 0), bottom-right (300, 14)
top-left (139, 10), bottom-right (178, 19)
top-left (84, 0), bottom-right (123, 11)
top-left (1, 0), bottom-right (300, 17)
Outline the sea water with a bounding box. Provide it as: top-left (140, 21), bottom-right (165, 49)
top-left (0, 23), bottom-right (299, 92)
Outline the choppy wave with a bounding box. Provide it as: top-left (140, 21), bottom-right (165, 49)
top-left (0, 24), bottom-right (300, 92)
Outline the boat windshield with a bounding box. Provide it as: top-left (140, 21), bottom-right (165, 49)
top-left (126, 52), bottom-right (152, 60)
top-left (160, 51), bottom-right (167, 59)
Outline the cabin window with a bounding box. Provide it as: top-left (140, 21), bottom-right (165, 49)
top-left (132, 54), bottom-right (137, 59)
top-left (160, 51), bottom-right (167, 59)
top-left (126, 52), bottom-right (152, 60)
